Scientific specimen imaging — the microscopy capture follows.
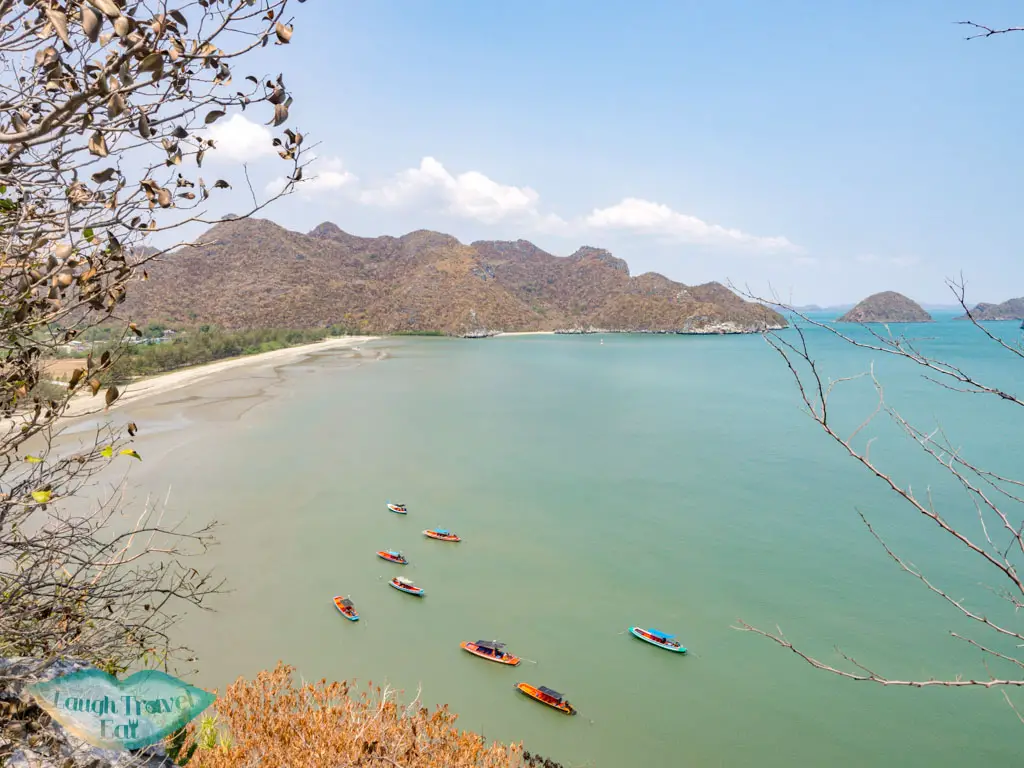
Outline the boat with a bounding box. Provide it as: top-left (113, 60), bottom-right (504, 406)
top-left (333, 596), bottom-right (359, 621)
top-left (386, 501), bottom-right (408, 514)
top-left (376, 549), bottom-right (408, 565)
top-left (424, 528), bottom-right (461, 542)
top-left (389, 576), bottom-right (424, 596)
top-left (460, 640), bottom-right (520, 666)
top-left (514, 683), bottom-right (576, 715)
top-left (629, 626), bottom-right (687, 653)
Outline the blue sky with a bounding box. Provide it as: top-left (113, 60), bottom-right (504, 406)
top-left (196, 1), bottom-right (1024, 305)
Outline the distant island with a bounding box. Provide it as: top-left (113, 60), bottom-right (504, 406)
top-left (836, 292), bottom-right (933, 323)
top-left (957, 297), bottom-right (1024, 321)
top-left (125, 219), bottom-right (786, 336)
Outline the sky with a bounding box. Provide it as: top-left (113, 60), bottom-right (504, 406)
top-left (185, 0), bottom-right (1024, 306)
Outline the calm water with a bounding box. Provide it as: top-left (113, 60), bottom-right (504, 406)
top-left (80, 316), bottom-right (1024, 766)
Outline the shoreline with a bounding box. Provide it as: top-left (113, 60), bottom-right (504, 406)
top-left (493, 331), bottom-right (556, 337)
top-left (58, 335), bottom-right (379, 420)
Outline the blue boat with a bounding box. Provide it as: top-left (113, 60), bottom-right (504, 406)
top-left (629, 626), bottom-right (686, 653)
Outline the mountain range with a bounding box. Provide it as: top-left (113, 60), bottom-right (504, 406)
top-left (124, 219), bottom-right (787, 336)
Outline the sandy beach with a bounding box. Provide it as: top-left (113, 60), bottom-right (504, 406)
top-left (56, 335), bottom-right (378, 420)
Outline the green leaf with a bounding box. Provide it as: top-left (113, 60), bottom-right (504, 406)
top-left (83, 227), bottom-right (95, 240)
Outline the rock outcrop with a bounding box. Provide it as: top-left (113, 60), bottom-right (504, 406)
top-left (836, 292), bottom-right (933, 323)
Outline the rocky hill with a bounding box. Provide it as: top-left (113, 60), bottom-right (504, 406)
top-left (958, 297), bottom-right (1024, 321)
top-left (836, 292), bottom-right (933, 323)
top-left (123, 220), bottom-right (786, 336)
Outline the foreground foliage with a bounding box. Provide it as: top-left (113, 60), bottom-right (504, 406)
top-left (181, 663), bottom-right (564, 768)
top-left (0, 0), bottom-right (307, 698)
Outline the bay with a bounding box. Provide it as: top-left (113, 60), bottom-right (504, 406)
top-left (80, 318), bottom-right (1024, 766)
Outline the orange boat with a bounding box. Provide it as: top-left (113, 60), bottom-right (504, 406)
top-left (460, 640), bottom-right (520, 666)
top-left (514, 683), bottom-right (576, 715)
top-left (424, 528), bottom-right (461, 542)
top-left (333, 595), bottom-right (359, 621)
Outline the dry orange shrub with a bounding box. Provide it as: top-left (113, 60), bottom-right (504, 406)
top-left (184, 662), bottom-right (561, 768)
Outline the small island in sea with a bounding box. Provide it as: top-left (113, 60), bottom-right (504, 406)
top-left (957, 297), bottom-right (1024, 321)
top-left (836, 291), bottom-right (933, 323)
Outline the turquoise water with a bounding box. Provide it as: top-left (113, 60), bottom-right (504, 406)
top-left (102, 317), bottom-right (1023, 766)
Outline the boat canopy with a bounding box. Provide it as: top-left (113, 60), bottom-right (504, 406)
top-left (434, 528), bottom-right (451, 535)
top-left (647, 629), bottom-right (675, 640)
top-left (385, 549), bottom-right (402, 556)
top-left (340, 598), bottom-right (354, 608)
top-left (396, 577), bottom-right (414, 585)
top-left (537, 686), bottom-right (564, 701)
top-left (475, 640), bottom-right (505, 650)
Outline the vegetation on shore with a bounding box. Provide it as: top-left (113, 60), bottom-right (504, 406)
top-left (49, 325), bottom-right (358, 385)
top-left (173, 663), bottom-right (560, 768)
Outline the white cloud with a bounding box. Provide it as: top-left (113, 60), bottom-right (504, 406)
top-left (584, 197), bottom-right (801, 254)
top-left (203, 114), bottom-right (276, 164)
top-left (265, 155), bottom-right (357, 199)
top-left (359, 157), bottom-right (548, 225)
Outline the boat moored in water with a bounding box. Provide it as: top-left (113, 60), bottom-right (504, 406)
top-left (424, 528), bottom-right (461, 542)
top-left (386, 501), bottom-right (408, 514)
top-left (376, 549), bottom-right (408, 565)
top-left (514, 683), bottom-right (576, 715)
top-left (333, 596), bottom-right (359, 621)
top-left (461, 640), bottom-right (520, 665)
top-left (390, 576), bottom-right (425, 596)
top-left (629, 626), bottom-right (686, 653)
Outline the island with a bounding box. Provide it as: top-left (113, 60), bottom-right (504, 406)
top-left (957, 297), bottom-right (1024, 321)
top-left (836, 292), bottom-right (933, 323)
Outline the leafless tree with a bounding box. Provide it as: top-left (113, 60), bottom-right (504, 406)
top-left (0, 0), bottom-right (310, 702)
top-left (734, 277), bottom-right (1024, 711)
top-left (729, 18), bottom-right (1024, 717)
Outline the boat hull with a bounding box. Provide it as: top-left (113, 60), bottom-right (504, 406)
top-left (390, 581), bottom-right (424, 596)
top-left (460, 642), bottom-right (520, 666)
top-left (514, 683), bottom-right (575, 715)
top-left (386, 503), bottom-right (408, 515)
top-left (333, 596), bottom-right (359, 621)
top-left (376, 551), bottom-right (408, 565)
top-left (629, 626), bottom-right (686, 653)
top-left (424, 530), bottom-right (461, 542)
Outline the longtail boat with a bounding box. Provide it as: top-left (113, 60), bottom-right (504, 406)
top-left (333, 596), bottom-right (359, 621)
top-left (424, 528), bottom-right (461, 542)
top-left (629, 626), bottom-right (686, 653)
top-left (460, 640), bottom-right (520, 666)
top-left (386, 501), bottom-right (408, 514)
top-left (376, 549), bottom-right (408, 565)
top-left (389, 576), bottom-right (424, 596)
top-left (514, 683), bottom-right (576, 715)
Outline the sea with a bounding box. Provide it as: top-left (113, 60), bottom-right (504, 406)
top-left (69, 312), bottom-right (1024, 766)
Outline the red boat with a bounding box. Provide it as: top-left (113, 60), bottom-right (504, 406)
top-left (423, 528), bottom-right (461, 542)
top-left (376, 549), bottom-right (408, 565)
